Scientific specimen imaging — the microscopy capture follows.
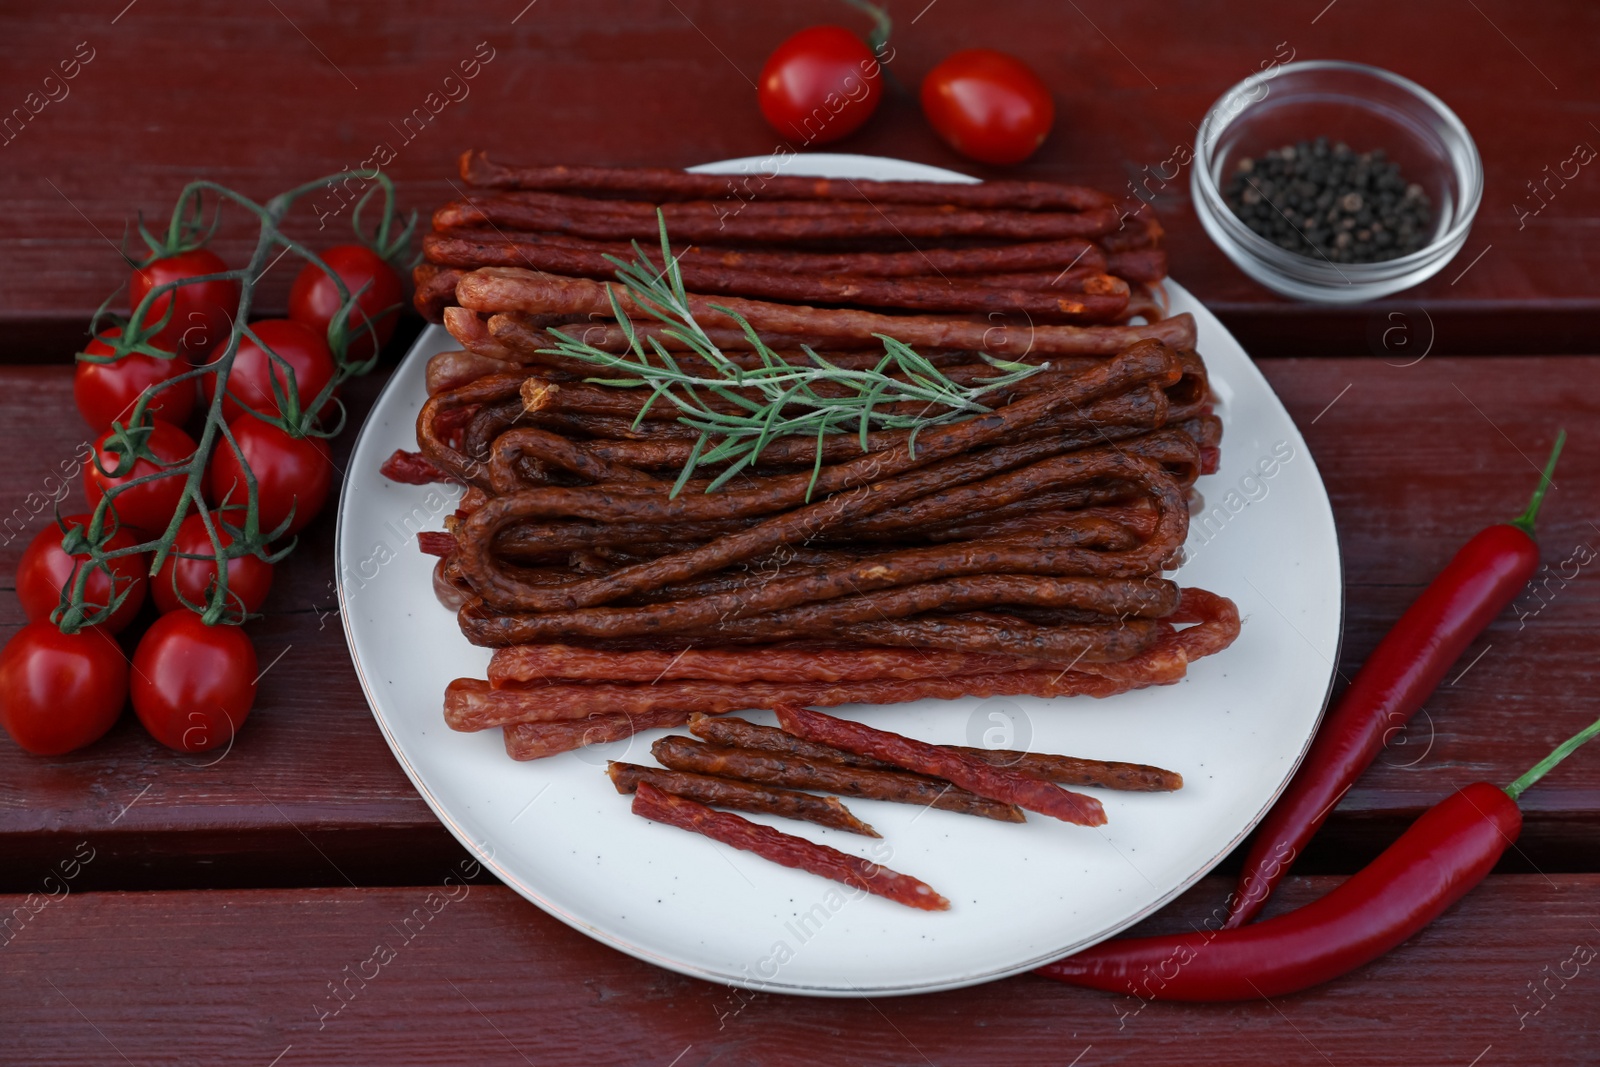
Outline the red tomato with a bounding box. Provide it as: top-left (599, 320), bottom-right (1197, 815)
top-left (758, 26), bottom-right (882, 144)
top-left (207, 418), bottom-right (333, 536)
top-left (0, 622), bottom-right (128, 755)
top-left (16, 514), bottom-right (149, 633)
top-left (130, 248), bottom-right (240, 358)
top-left (74, 328), bottom-right (195, 433)
top-left (206, 318), bottom-right (336, 422)
top-left (920, 49), bottom-right (1055, 165)
top-left (288, 245), bottom-right (404, 362)
top-left (152, 511), bottom-right (274, 615)
top-left (130, 611), bottom-right (257, 753)
top-left (84, 419), bottom-right (199, 532)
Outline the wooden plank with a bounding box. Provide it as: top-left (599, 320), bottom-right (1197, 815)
top-left (0, 368), bottom-right (477, 888)
top-left (2, 356), bottom-right (1600, 884)
top-left (1259, 357), bottom-right (1600, 867)
top-left (0, 1), bottom-right (1597, 359)
top-left (2, 875), bottom-right (1595, 1065)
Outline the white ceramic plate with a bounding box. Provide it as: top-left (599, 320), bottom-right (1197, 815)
top-left (336, 154), bottom-right (1342, 997)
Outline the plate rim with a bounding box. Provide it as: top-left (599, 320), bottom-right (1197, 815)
top-left (335, 152), bottom-right (1344, 997)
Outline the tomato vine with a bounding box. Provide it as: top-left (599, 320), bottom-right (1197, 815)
top-left (56, 172), bottom-right (413, 631)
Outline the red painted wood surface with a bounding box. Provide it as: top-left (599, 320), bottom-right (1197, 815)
top-left (5, 875), bottom-right (1597, 1065)
top-left (0, 354), bottom-right (1594, 891)
top-left (0, 1), bottom-right (1597, 360)
top-left (1, 5), bottom-right (1598, 1062)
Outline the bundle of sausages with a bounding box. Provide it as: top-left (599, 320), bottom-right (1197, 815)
top-left (613, 709), bottom-right (1187, 911)
top-left (393, 153), bottom-right (1242, 761)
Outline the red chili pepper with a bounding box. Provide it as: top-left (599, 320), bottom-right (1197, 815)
top-left (1223, 431), bottom-right (1565, 929)
top-left (1037, 711), bottom-right (1600, 1001)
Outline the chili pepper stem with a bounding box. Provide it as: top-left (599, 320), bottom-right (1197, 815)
top-left (1505, 712), bottom-right (1600, 801)
top-left (1508, 429), bottom-right (1566, 537)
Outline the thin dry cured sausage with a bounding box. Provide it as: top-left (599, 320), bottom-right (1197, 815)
top-left (651, 736), bottom-right (1025, 823)
top-left (630, 782), bottom-right (949, 911)
top-left (775, 704), bottom-right (1106, 826)
top-left (461, 150), bottom-right (1115, 213)
top-left (606, 762), bottom-right (877, 836)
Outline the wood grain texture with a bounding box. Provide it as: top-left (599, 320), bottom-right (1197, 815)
top-left (2, 875), bottom-right (1596, 1065)
top-left (0, 355), bottom-right (1597, 889)
top-left (0, 1), bottom-right (1597, 359)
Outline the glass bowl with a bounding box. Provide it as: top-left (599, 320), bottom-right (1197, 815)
top-left (1191, 60), bottom-right (1482, 304)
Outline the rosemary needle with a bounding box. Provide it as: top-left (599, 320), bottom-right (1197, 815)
top-left (541, 213), bottom-right (1046, 499)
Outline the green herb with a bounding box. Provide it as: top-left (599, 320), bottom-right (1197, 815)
top-left (541, 214), bottom-right (1046, 498)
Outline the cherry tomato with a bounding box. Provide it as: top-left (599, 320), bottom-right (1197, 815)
top-left (130, 248), bottom-right (240, 358)
top-left (131, 611), bottom-right (257, 753)
top-left (920, 49), bottom-right (1055, 165)
top-left (74, 328), bottom-right (195, 433)
top-left (207, 418), bottom-right (333, 536)
top-left (205, 318), bottom-right (336, 422)
top-left (757, 26), bottom-right (882, 144)
top-left (288, 245), bottom-right (404, 362)
top-left (152, 511), bottom-right (274, 616)
top-left (16, 514), bottom-right (149, 633)
top-left (0, 622), bottom-right (128, 755)
top-left (84, 419), bottom-right (199, 532)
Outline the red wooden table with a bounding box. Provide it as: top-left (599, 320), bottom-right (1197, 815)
top-left (3, 3), bottom-right (1599, 1064)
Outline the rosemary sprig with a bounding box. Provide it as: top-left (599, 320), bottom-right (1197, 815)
top-left (542, 214), bottom-right (1047, 499)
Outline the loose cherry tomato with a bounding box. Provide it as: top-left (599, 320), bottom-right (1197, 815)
top-left (288, 245), bottom-right (404, 362)
top-left (74, 328), bottom-right (194, 433)
top-left (130, 611), bottom-right (257, 753)
top-left (758, 26), bottom-right (882, 144)
top-left (152, 511), bottom-right (274, 615)
top-left (84, 419), bottom-right (199, 532)
top-left (205, 318), bottom-right (336, 422)
top-left (0, 622), bottom-right (128, 755)
top-left (920, 49), bottom-right (1055, 165)
top-left (16, 514), bottom-right (149, 633)
top-left (130, 248), bottom-right (240, 358)
top-left (207, 418), bottom-right (333, 536)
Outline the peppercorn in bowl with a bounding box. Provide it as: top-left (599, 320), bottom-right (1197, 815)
top-left (1191, 60), bottom-right (1482, 303)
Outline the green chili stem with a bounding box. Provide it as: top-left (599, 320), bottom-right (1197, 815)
top-left (1508, 429), bottom-right (1566, 538)
top-left (1506, 712), bottom-right (1600, 801)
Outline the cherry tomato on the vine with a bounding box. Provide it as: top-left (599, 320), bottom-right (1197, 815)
top-left (84, 418), bottom-right (199, 533)
top-left (131, 611), bottom-right (257, 753)
top-left (758, 26), bottom-right (882, 144)
top-left (74, 328), bottom-right (194, 433)
top-left (206, 418), bottom-right (333, 537)
top-left (0, 622), bottom-right (128, 755)
top-left (920, 49), bottom-right (1055, 165)
top-left (205, 318), bottom-right (336, 422)
top-left (152, 511), bottom-right (275, 616)
top-left (288, 245), bottom-right (404, 362)
top-left (130, 248), bottom-right (239, 358)
top-left (16, 514), bottom-right (149, 633)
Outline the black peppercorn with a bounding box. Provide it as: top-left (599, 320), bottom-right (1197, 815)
top-left (1224, 140), bottom-right (1434, 264)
